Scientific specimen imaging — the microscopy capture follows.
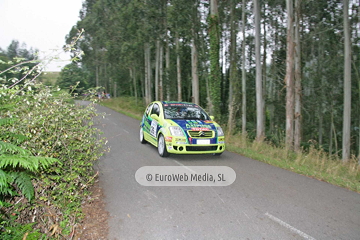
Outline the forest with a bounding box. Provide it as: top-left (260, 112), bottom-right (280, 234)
top-left (62, 0), bottom-right (360, 161)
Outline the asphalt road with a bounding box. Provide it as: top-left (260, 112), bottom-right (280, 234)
top-left (83, 101), bottom-right (360, 240)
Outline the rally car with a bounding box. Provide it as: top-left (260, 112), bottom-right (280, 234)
top-left (139, 101), bottom-right (225, 157)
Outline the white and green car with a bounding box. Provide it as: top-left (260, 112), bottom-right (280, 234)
top-left (140, 101), bottom-right (225, 157)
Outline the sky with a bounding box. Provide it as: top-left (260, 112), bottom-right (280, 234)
top-left (0, 0), bottom-right (84, 72)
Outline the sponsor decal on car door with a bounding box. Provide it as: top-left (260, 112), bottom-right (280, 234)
top-left (150, 119), bottom-right (158, 138)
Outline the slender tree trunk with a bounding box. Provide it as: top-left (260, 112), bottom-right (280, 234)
top-left (294, 0), bottom-right (302, 152)
top-left (131, 66), bottom-right (137, 102)
top-left (176, 32), bottom-right (182, 101)
top-left (241, 0), bottom-right (247, 135)
top-left (329, 103), bottom-right (334, 155)
top-left (285, 0), bottom-right (295, 150)
top-left (133, 68), bottom-right (138, 103)
top-left (262, 3), bottom-right (267, 130)
top-left (144, 43), bottom-right (149, 104)
top-left (227, 0), bottom-right (237, 135)
top-left (155, 40), bottom-right (160, 100)
top-left (342, 0), bottom-right (351, 162)
top-left (148, 45), bottom-right (152, 103)
top-left (144, 43), bottom-right (152, 105)
top-left (166, 30), bottom-right (170, 101)
top-left (191, 33), bottom-right (199, 104)
top-left (319, 114), bottom-right (323, 146)
top-left (254, 0), bottom-right (264, 141)
top-left (208, 0), bottom-right (221, 118)
top-left (159, 41), bottom-right (164, 101)
top-left (95, 65), bottom-right (99, 88)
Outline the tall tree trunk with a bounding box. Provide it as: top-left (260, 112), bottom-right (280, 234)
top-left (254, 0), bottom-right (264, 140)
top-left (134, 67), bottom-right (137, 102)
top-left (144, 43), bottom-right (149, 104)
top-left (144, 42), bottom-right (152, 105)
top-left (159, 41), bottom-right (164, 101)
top-left (227, 0), bottom-right (237, 135)
top-left (165, 30), bottom-right (170, 101)
top-left (342, 0), bottom-right (351, 162)
top-left (155, 40), bottom-right (160, 100)
top-left (262, 3), bottom-right (267, 123)
top-left (95, 64), bottom-right (99, 88)
top-left (191, 33), bottom-right (199, 104)
top-left (285, 0), bottom-right (295, 150)
top-left (208, 0), bottom-right (221, 118)
top-left (176, 32), bottom-right (182, 101)
top-left (241, 0), bottom-right (247, 135)
top-left (147, 44), bottom-right (152, 103)
top-left (294, 0), bottom-right (302, 152)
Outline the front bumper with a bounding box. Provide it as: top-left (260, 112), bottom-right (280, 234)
top-left (164, 136), bottom-right (225, 154)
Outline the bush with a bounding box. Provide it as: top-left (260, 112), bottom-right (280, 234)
top-left (0, 83), bottom-right (105, 238)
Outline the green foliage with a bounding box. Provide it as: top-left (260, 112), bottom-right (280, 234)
top-left (0, 122), bottom-right (58, 205)
top-left (0, 65), bottom-right (105, 238)
top-left (57, 63), bottom-right (89, 94)
top-left (0, 222), bottom-right (41, 240)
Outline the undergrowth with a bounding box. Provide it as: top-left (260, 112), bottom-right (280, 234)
top-left (0, 83), bottom-right (106, 238)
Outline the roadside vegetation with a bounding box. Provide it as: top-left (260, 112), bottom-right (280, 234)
top-left (0, 43), bottom-right (106, 238)
top-left (100, 97), bottom-right (360, 193)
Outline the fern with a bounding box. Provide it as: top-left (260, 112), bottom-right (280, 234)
top-left (0, 169), bottom-right (16, 198)
top-left (0, 155), bottom-right (57, 171)
top-left (11, 172), bottom-right (34, 201)
top-left (0, 140), bottom-right (57, 202)
top-left (0, 117), bottom-right (17, 126)
top-left (0, 141), bottom-right (31, 155)
top-left (0, 222), bottom-right (42, 240)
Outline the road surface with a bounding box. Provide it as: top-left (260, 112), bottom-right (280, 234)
top-left (85, 101), bottom-right (360, 240)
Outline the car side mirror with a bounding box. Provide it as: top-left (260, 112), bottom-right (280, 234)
top-left (210, 116), bottom-right (215, 120)
top-left (151, 114), bottom-right (159, 121)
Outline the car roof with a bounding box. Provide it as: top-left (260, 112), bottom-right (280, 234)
top-left (161, 101), bottom-right (198, 106)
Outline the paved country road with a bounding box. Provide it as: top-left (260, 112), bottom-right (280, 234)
top-left (80, 101), bottom-right (360, 240)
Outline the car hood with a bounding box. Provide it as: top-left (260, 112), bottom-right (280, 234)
top-left (169, 119), bottom-right (217, 131)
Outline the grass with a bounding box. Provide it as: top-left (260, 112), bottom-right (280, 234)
top-left (100, 97), bottom-right (144, 120)
top-left (100, 96), bottom-right (360, 193)
top-left (40, 71), bottom-right (60, 86)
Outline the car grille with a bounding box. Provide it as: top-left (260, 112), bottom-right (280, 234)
top-left (188, 130), bottom-right (214, 138)
top-left (186, 146), bottom-right (218, 151)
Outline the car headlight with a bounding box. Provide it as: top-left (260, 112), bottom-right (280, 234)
top-left (216, 126), bottom-right (224, 137)
top-left (169, 126), bottom-right (185, 136)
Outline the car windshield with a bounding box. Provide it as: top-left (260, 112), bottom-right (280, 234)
top-left (163, 103), bottom-right (210, 120)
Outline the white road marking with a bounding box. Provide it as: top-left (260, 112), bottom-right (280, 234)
top-left (173, 160), bottom-right (225, 204)
top-left (265, 212), bottom-right (316, 240)
top-left (173, 160), bottom-right (197, 174)
top-left (210, 187), bottom-right (225, 204)
top-left (123, 129), bottom-right (129, 134)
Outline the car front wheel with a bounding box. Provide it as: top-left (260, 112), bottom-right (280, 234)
top-left (140, 127), bottom-right (147, 144)
top-left (158, 134), bottom-right (170, 157)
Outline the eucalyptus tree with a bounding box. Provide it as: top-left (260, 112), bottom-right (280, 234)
top-left (254, 0), bottom-right (265, 140)
top-left (294, 0), bottom-right (302, 152)
top-left (342, 0), bottom-right (351, 161)
top-left (284, 0), bottom-right (295, 149)
top-left (241, 0), bottom-right (247, 136)
top-left (227, 0), bottom-right (239, 135)
top-left (208, 0), bottom-right (221, 118)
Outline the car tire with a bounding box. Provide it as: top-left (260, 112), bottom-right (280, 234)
top-left (213, 152), bottom-right (222, 156)
top-left (158, 134), bottom-right (170, 157)
top-left (140, 127), bottom-right (147, 144)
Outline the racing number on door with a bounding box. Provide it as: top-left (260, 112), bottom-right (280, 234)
top-left (150, 120), bottom-right (158, 138)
